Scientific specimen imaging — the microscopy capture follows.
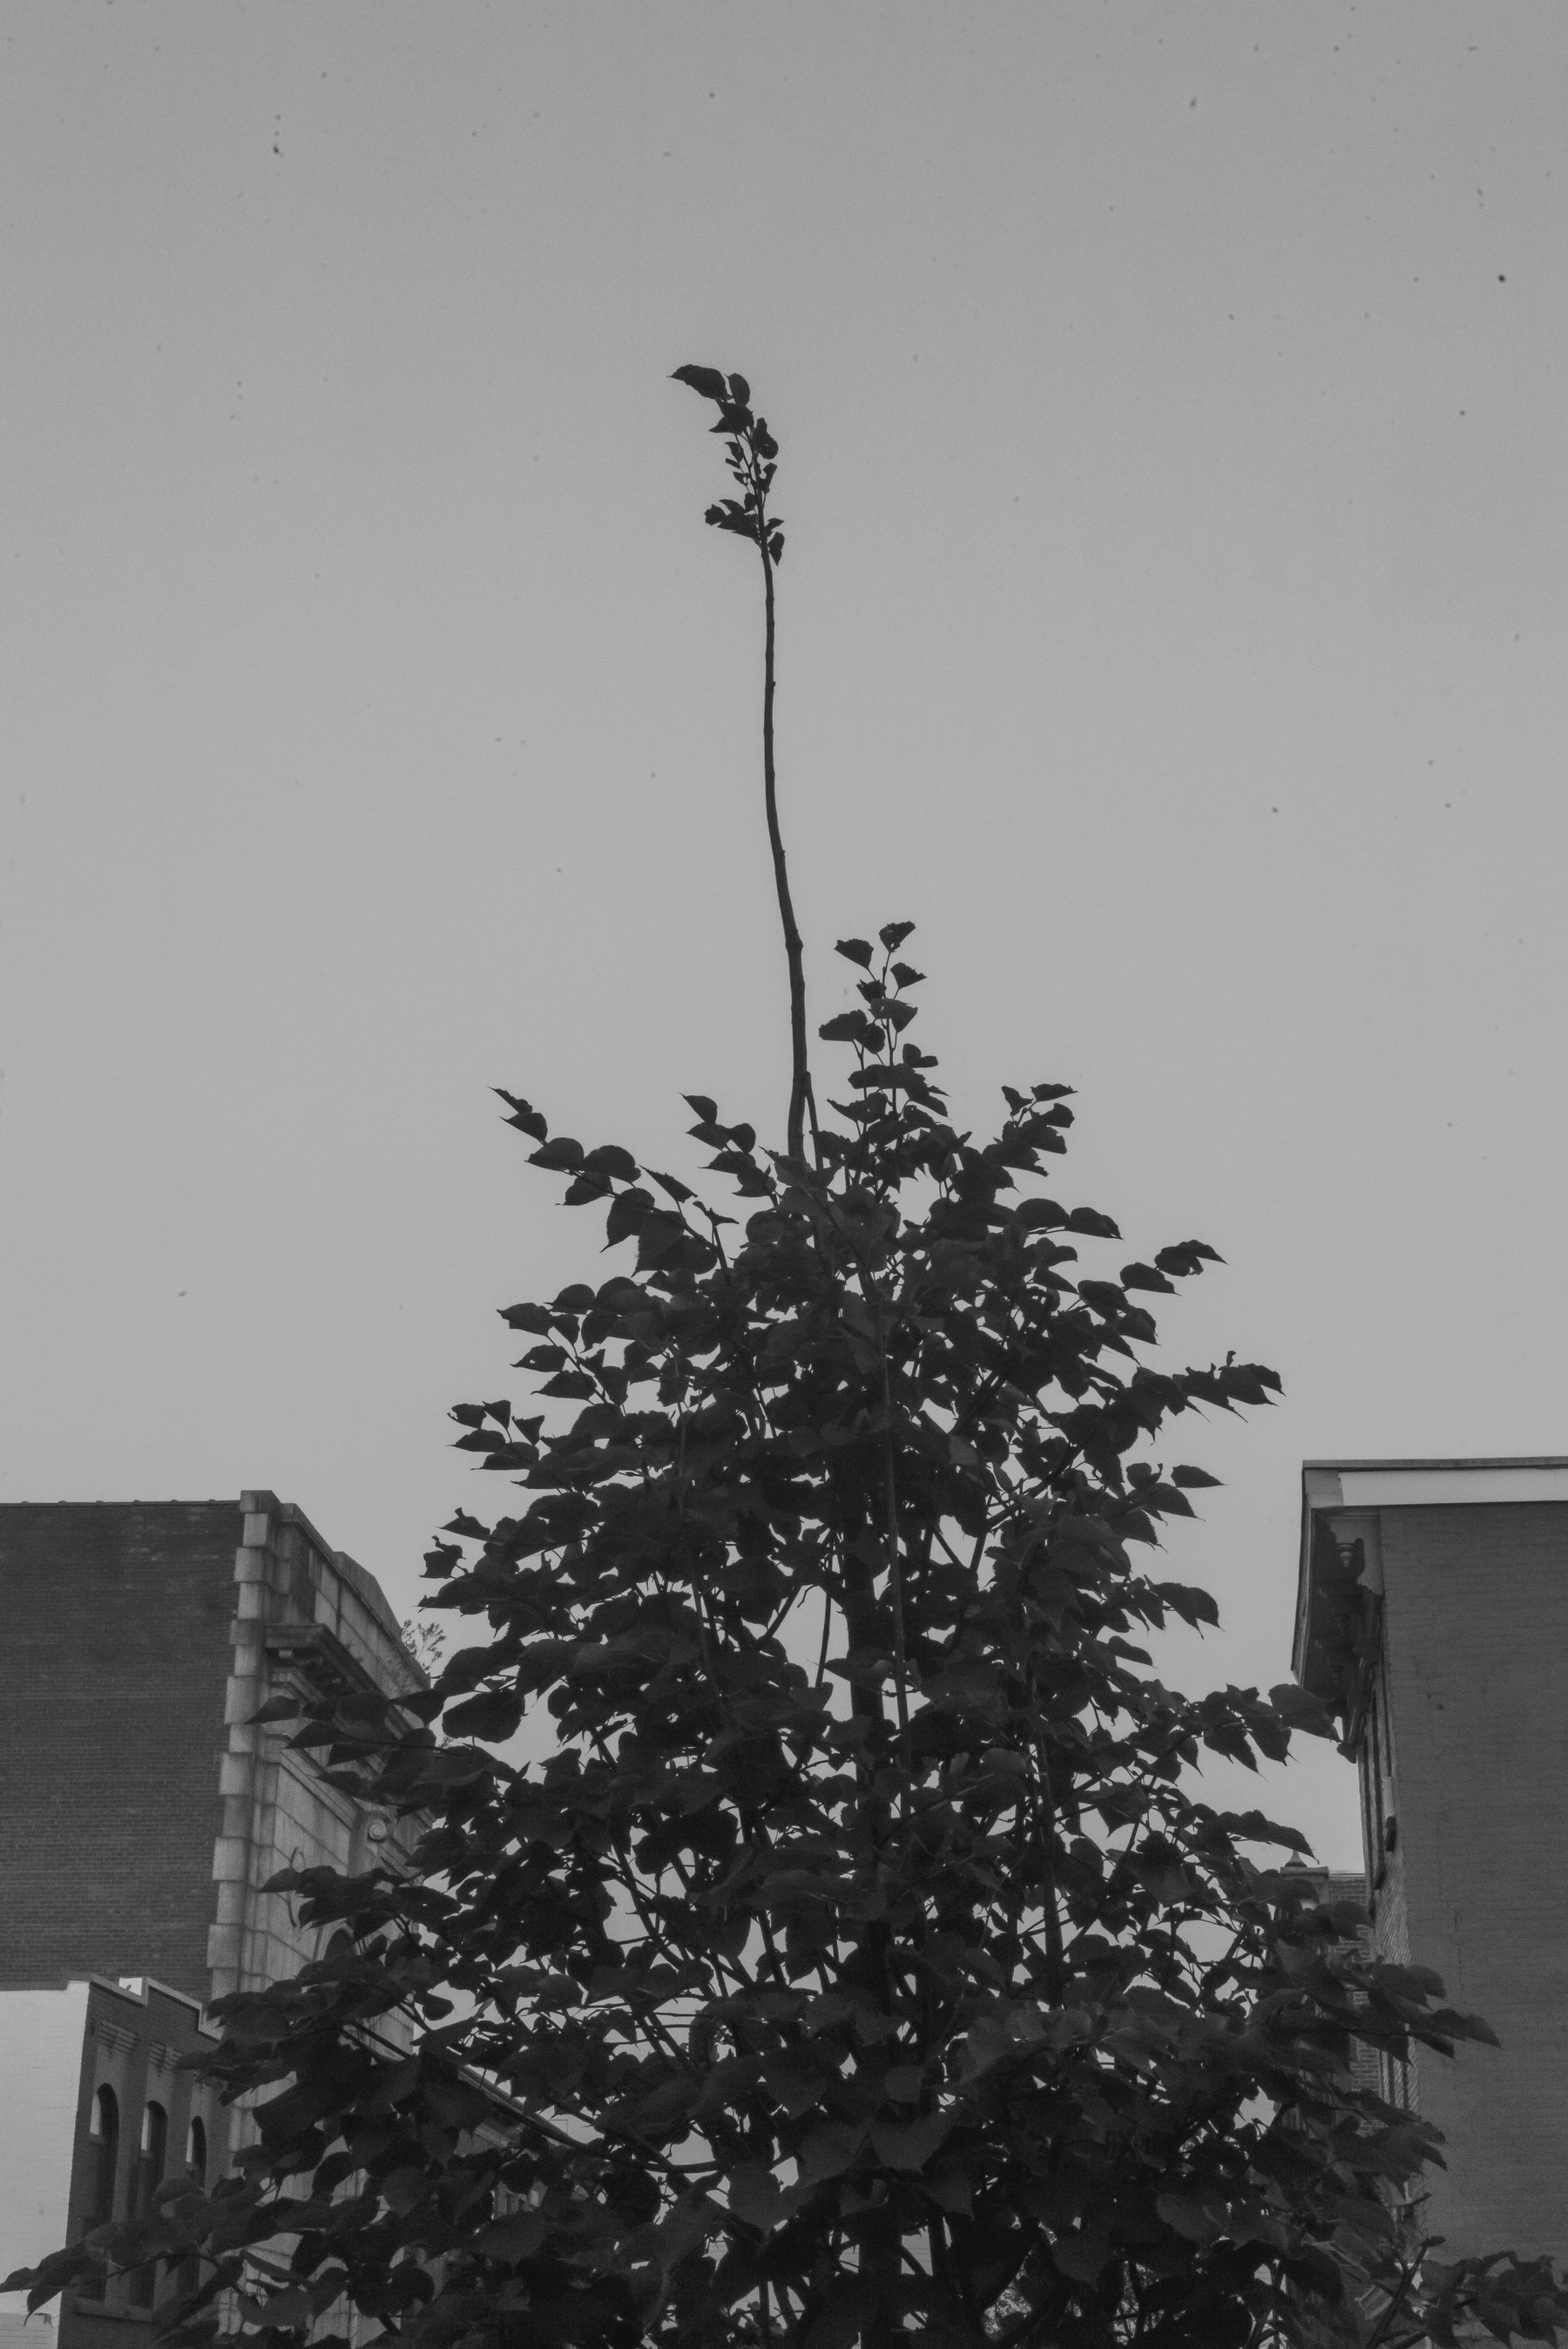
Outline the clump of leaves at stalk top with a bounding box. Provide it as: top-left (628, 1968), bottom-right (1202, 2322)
top-left (672, 365), bottom-right (784, 565)
top-left (10, 928), bottom-right (1565, 2349)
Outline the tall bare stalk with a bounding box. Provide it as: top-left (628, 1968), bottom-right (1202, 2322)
top-left (674, 366), bottom-right (815, 1163)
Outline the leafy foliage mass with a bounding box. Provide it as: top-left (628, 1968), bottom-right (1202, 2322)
top-left (12, 941), bottom-right (1566, 2349)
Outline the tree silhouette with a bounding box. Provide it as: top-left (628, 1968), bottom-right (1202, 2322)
top-left (10, 374), bottom-right (1567, 2349)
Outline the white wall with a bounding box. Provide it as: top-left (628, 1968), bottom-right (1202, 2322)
top-left (0, 1982), bottom-right (88, 2316)
top-left (0, 2319), bottom-right (57, 2349)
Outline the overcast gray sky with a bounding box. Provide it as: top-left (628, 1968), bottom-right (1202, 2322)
top-left (3, 3), bottom-right (1565, 1868)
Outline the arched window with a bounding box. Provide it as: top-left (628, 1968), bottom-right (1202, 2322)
top-left (87, 2084), bottom-right (120, 2209)
top-left (78, 2084), bottom-right (119, 2298)
top-left (128, 2102), bottom-right (168, 2308)
top-left (178, 2115), bottom-right (208, 2297)
top-left (135, 2100), bottom-right (168, 2204)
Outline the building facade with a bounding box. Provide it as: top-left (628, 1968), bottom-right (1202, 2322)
top-left (1294, 1457), bottom-right (1568, 2261)
top-left (0, 1493), bottom-right (424, 2341)
top-left (0, 1978), bottom-right (225, 2349)
top-left (0, 1493), bottom-right (424, 2007)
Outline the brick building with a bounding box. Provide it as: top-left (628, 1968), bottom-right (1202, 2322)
top-left (0, 1493), bottom-right (424, 2005)
top-left (0, 1493), bottom-right (425, 2339)
top-left (1294, 1457), bottom-right (1568, 2261)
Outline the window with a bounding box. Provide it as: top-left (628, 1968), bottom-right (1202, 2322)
top-left (128, 2101), bottom-right (168, 2308)
top-left (179, 2115), bottom-right (208, 2297)
top-left (136, 2099), bottom-right (168, 2202)
top-left (78, 2085), bottom-right (119, 2298)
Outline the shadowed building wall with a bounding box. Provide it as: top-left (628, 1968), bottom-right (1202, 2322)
top-left (0, 1504), bottom-right (237, 2000)
top-left (1294, 1458), bottom-right (1568, 2261)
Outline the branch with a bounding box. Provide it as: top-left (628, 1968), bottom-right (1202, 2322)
top-left (674, 365), bottom-right (815, 1162)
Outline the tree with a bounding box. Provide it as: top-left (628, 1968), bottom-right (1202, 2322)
top-left (10, 376), bottom-right (1568, 2349)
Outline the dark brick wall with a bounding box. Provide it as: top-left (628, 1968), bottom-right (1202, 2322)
top-left (0, 1504), bottom-right (240, 2002)
top-left (1382, 1501), bottom-right (1568, 2260)
top-left (58, 1978), bottom-right (227, 2349)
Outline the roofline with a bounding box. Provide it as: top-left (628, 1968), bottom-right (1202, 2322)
top-left (1303, 1456), bottom-right (1568, 1473)
top-left (241, 1491), bottom-right (409, 1654)
top-left (1294, 1455), bottom-right (1568, 1706)
top-left (0, 1496), bottom-right (408, 1655)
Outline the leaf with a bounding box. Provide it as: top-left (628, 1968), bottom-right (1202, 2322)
top-left (727, 372), bottom-right (751, 404)
top-left (646, 1168), bottom-right (694, 1204)
top-left (684, 1093), bottom-right (719, 1122)
top-left (1157, 2191), bottom-right (1220, 2244)
top-left (796, 2120), bottom-right (868, 2186)
top-left (500, 1300), bottom-right (554, 1335)
top-left (618, 2074), bottom-right (700, 2136)
top-left (834, 938), bottom-right (875, 968)
top-left (1121, 1262), bottom-right (1176, 1295)
top-left (879, 920), bottom-right (916, 950)
top-left (529, 1136), bottom-right (585, 1172)
top-left (801, 2280), bottom-right (882, 2349)
top-left (584, 1143), bottom-right (639, 1182)
top-left (1216, 1360), bottom-right (1281, 1405)
top-left (480, 1443), bottom-right (537, 1471)
top-left (1155, 1239), bottom-right (1225, 1277)
top-left (1064, 1205), bottom-right (1121, 1238)
top-left (605, 1188), bottom-right (655, 1247)
top-left (925, 2163), bottom-right (974, 2217)
top-left (1268, 1682), bottom-right (1336, 1736)
top-left (495, 1089), bottom-right (547, 1141)
top-left (891, 962), bottom-right (925, 986)
top-left (1157, 1581), bottom-right (1220, 1629)
top-left (819, 1012), bottom-right (870, 1042)
top-left (1172, 1465), bottom-right (1222, 1488)
top-left (247, 1694), bottom-right (307, 1725)
top-left (1052, 2224), bottom-right (1110, 2284)
top-left (672, 362), bottom-right (728, 402)
top-left (727, 2163), bottom-right (782, 2232)
top-left (475, 2210), bottom-right (548, 2263)
top-left (443, 1689), bottom-right (524, 1743)
top-left (869, 2110), bottom-right (952, 2170)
